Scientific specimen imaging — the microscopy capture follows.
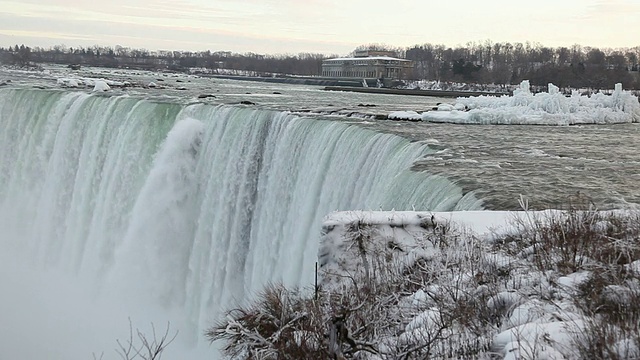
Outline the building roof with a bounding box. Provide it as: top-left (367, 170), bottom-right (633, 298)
top-left (323, 56), bottom-right (412, 62)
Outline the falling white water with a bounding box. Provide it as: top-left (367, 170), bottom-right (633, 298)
top-left (0, 88), bottom-right (482, 358)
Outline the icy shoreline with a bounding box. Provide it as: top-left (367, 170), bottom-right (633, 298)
top-left (390, 81), bottom-right (640, 125)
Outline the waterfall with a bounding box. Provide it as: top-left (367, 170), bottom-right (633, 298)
top-left (0, 88), bottom-right (482, 358)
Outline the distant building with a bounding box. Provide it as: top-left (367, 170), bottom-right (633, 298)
top-left (321, 50), bottom-right (413, 81)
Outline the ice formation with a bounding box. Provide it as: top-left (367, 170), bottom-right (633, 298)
top-left (57, 77), bottom-right (127, 89)
top-left (393, 81), bottom-right (640, 125)
top-left (92, 80), bottom-right (110, 92)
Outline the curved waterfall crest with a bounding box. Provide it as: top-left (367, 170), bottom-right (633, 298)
top-left (0, 88), bottom-right (483, 349)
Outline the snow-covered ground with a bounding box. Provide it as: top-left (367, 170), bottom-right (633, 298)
top-left (401, 79), bottom-right (512, 94)
top-left (315, 209), bottom-right (640, 359)
top-left (390, 81), bottom-right (640, 125)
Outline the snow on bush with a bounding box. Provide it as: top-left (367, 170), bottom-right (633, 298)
top-left (398, 80), bottom-right (640, 125)
top-left (211, 209), bottom-right (640, 359)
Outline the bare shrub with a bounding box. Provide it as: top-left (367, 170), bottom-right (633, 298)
top-left (504, 209), bottom-right (640, 274)
top-left (572, 264), bottom-right (640, 359)
top-left (207, 284), bottom-right (326, 359)
top-left (116, 319), bottom-right (177, 360)
top-left (210, 209), bottom-right (640, 359)
top-left (209, 215), bottom-right (501, 359)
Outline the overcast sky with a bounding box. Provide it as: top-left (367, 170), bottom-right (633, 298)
top-left (0, 0), bottom-right (639, 55)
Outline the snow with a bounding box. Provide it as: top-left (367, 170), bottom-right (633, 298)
top-left (57, 78), bottom-right (79, 88)
top-left (325, 56), bottom-right (411, 62)
top-left (388, 110), bottom-right (422, 121)
top-left (404, 308), bottom-right (442, 332)
top-left (487, 291), bottom-right (524, 312)
top-left (402, 79), bottom-right (513, 94)
top-left (556, 271), bottom-right (590, 290)
top-left (614, 339), bottom-right (640, 358)
top-left (92, 80), bottom-right (110, 92)
top-left (392, 81), bottom-right (640, 125)
top-left (56, 76), bottom-right (126, 90)
top-left (493, 320), bottom-right (586, 359)
top-left (318, 210), bottom-right (640, 359)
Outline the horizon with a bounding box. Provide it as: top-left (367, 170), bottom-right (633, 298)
top-left (3, 38), bottom-right (640, 58)
top-left (1, 0), bottom-right (639, 55)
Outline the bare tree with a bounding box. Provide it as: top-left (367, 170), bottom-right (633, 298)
top-left (115, 319), bottom-right (178, 360)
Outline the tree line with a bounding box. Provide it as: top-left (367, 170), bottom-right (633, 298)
top-left (0, 44), bottom-right (331, 77)
top-left (404, 41), bottom-right (640, 89)
top-left (1, 41), bottom-right (640, 89)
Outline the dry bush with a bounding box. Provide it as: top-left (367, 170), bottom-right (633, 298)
top-left (502, 209), bottom-right (640, 275)
top-left (209, 216), bottom-right (502, 359)
top-left (574, 315), bottom-right (640, 360)
top-left (210, 209), bottom-right (640, 359)
top-left (499, 207), bottom-right (640, 359)
top-left (572, 265), bottom-right (640, 359)
top-left (115, 320), bottom-right (177, 360)
top-left (207, 284), bottom-right (327, 359)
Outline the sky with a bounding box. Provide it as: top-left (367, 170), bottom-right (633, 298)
top-left (0, 0), bottom-right (639, 55)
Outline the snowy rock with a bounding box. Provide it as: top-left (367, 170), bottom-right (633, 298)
top-left (405, 308), bottom-right (441, 332)
top-left (483, 253), bottom-right (516, 272)
top-left (487, 291), bottom-right (524, 313)
top-left (625, 260), bottom-right (640, 274)
top-left (454, 102), bottom-right (467, 111)
top-left (388, 110), bottom-right (422, 121)
top-left (556, 271), bottom-right (590, 291)
top-left (436, 103), bottom-right (455, 111)
top-left (493, 320), bottom-right (586, 359)
top-left (502, 340), bottom-right (567, 360)
top-left (399, 326), bottom-right (451, 347)
top-left (602, 285), bottom-right (635, 305)
top-left (507, 300), bottom-right (549, 328)
top-left (409, 289), bottom-right (428, 307)
top-left (93, 80), bottom-right (110, 92)
top-left (57, 78), bottom-right (80, 88)
top-left (318, 211), bottom-right (446, 290)
top-left (613, 338), bottom-right (640, 359)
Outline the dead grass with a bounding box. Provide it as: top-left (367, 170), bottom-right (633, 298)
top-left (210, 209), bottom-right (640, 359)
top-left (501, 209), bottom-right (640, 274)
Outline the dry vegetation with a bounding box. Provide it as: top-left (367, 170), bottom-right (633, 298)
top-left (209, 208), bottom-right (640, 359)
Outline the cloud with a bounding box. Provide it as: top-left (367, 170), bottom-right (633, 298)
top-left (580, 0), bottom-right (640, 19)
top-left (0, 0), bottom-right (638, 53)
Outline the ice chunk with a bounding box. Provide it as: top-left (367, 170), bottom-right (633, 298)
top-left (388, 111), bottom-right (422, 121)
top-left (93, 80), bottom-right (110, 92)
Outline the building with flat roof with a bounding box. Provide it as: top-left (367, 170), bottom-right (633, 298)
top-left (321, 51), bottom-right (413, 81)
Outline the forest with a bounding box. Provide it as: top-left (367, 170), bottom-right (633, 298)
top-left (1, 41), bottom-right (639, 89)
